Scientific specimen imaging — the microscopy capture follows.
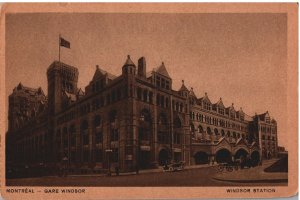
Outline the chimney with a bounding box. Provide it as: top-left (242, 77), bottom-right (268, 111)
top-left (138, 57), bottom-right (146, 77)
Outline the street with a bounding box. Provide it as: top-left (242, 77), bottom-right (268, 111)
top-left (6, 165), bottom-right (287, 187)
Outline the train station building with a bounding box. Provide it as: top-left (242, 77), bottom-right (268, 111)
top-left (6, 55), bottom-right (279, 175)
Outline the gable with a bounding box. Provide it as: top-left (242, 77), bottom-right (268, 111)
top-left (155, 62), bottom-right (171, 78)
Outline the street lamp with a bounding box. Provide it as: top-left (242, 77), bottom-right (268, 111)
top-left (105, 149), bottom-right (112, 176)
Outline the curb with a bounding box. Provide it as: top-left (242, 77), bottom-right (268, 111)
top-left (212, 177), bottom-right (288, 183)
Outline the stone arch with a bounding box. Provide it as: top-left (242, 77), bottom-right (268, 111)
top-left (234, 148), bottom-right (249, 160)
top-left (215, 148), bottom-right (232, 163)
top-left (158, 148), bottom-right (171, 165)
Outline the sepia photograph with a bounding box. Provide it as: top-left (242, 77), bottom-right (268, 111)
top-left (0, 3), bottom-right (298, 199)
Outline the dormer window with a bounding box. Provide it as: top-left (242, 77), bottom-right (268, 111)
top-left (204, 102), bottom-right (211, 110)
top-left (218, 108), bottom-right (224, 115)
top-left (156, 76), bottom-right (161, 87)
top-left (166, 81), bottom-right (170, 89)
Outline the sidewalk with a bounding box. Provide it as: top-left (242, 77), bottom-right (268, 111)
top-left (66, 163), bottom-right (213, 177)
top-left (212, 159), bottom-right (288, 183)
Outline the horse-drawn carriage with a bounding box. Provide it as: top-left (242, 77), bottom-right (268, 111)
top-left (163, 161), bottom-right (185, 172)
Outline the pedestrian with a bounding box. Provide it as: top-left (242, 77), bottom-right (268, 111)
top-left (136, 165), bottom-right (139, 174)
top-left (115, 166), bottom-right (119, 176)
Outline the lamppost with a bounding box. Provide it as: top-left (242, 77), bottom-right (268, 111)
top-left (105, 149), bottom-right (112, 176)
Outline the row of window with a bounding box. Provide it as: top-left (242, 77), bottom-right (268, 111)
top-left (196, 100), bottom-right (245, 121)
top-left (190, 112), bottom-right (247, 132)
top-left (191, 124), bottom-right (247, 139)
top-left (260, 125), bottom-right (276, 134)
top-left (262, 135), bottom-right (276, 141)
top-left (155, 75), bottom-right (170, 90)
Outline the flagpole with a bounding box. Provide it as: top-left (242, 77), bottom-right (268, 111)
top-left (59, 34), bottom-right (61, 62)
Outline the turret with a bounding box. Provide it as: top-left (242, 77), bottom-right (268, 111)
top-left (122, 55), bottom-right (136, 76)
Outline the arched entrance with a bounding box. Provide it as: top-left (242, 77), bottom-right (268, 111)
top-left (216, 149), bottom-right (231, 163)
top-left (251, 151), bottom-right (260, 166)
top-left (158, 149), bottom-right (170, 165)
top-left (194, 152), bottom-right (209, 164)
top-left (234, 148), bottom-right (248, 160)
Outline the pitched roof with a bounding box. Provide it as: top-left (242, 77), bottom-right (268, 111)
top-left (226, 103), bottom-right (236, 112)
top-left (123, 55), bottom-right (135, 66)
top-left (15, 82), bottom-right (45, 97)
top-left (199, 92), bottom-right (212, 104)
top-left (154, 62), bottom-right (171, 78)
top-left (179, 80), bottom-right (189, 92)
top-left (92, 65), bottom-right (117, 81)
top-left (215, 98), bottom-right (225, 108)
top-left (257, 111), bottom-right (270, 121)
top-left (92, 65), bottom-right (107, 80)
top-left (64, 91), bottom-right (77, 101)
top-left (77, 88), bottom-right (84, 96)
top-left (189, 88), bottom-right (197, 98)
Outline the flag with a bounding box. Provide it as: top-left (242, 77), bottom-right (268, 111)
top-left (60, 37), bottom-right (70, 49)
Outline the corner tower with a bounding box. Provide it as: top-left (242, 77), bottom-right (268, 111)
top-left (47, 61), bottom-right (79, 115)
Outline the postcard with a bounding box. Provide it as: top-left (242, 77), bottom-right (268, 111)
top-left (0, 3), bottom-right (298, 199)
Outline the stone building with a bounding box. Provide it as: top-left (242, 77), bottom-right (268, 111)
top-left (6, 55), bottom-right (279, 176)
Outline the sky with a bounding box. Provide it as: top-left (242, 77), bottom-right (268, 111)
top-left (5, 13), bottom-right (287, 149)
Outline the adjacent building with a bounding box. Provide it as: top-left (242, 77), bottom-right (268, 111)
top-left (6, 55), bottom-right (279, 176)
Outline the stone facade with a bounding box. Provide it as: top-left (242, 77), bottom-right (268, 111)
top-left (6, 55), bottom-right (279, 175)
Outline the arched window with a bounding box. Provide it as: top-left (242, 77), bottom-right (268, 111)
top-left (140, 109), bottom-right (151, 122)
top-left (94, 115), bottom-right (101, 127)
top-left (233, 132), bottom-right (237, 138)
top-left (198, 125), bottom-right (203, 133)
top-left (156, 94), bottom-right (160, 106)
top-left (176, 102), bottom-right (179, 111)
top-left (179, 103), bottom-right (183, 112)
top-left (174, 117), bottom-right (182, 128)
top-left (190, 123), bottom-right (195, 132)
top-left (158, 113), bottom-right (167, 125)
top-left (109, 110), bottom-right (117, 123)
top-left (207, 127), bottom-right (211, 135)
top-left (143, 90), bottom-right (148, 102)
top-left (158, 113), bottom-right (169, 144)
top-left (214, 128), bottom-right (218, 136)
top-left (227, 131), bottom-right (231, 137)
top-left (81, 120), bottom-right (89, 145)
top-left (221, 129), bottom-right (225, 137)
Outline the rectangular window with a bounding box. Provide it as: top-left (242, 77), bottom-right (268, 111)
top-left (149, 92), bottom-right (153, 103)
top-left (156, 76), bottom-right (161, 87)
top-left (96, 132), bottom-right (102, 144)
top-left (111, 129), bottom-right (119, 141)
top-left (95, 148), bottom-right (103, 162)
top-left (161, 78), bottom-right (166, 88)
top-left (83, 149), bottom-right (89, 162)
top-left (112, 148), bottom-right (119, 163)
top-left (166, 81), bottom-right (170, 90)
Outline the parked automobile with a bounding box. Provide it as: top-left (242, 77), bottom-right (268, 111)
top-left (163, 161), bottom-right (185, 172)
